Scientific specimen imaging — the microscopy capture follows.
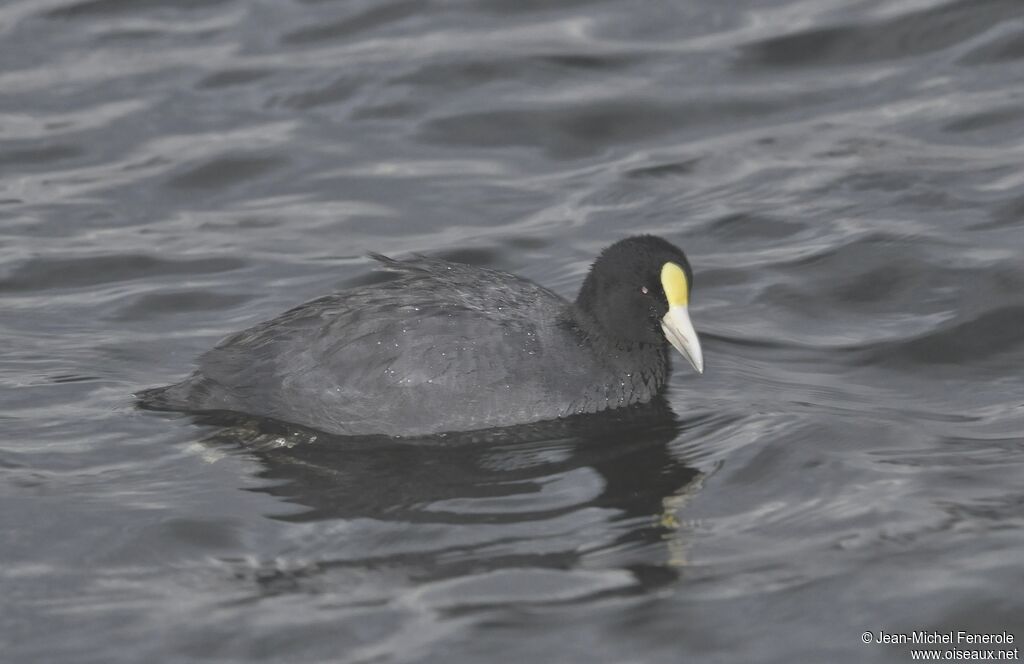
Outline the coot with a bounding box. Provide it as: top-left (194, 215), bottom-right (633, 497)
top-left (138, 235), bottom-right (703, 437)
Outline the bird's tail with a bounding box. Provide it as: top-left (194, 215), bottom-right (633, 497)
top-left (134, 382), bottom-right (190, 411)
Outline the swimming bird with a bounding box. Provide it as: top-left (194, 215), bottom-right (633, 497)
top-left (138, 235), bottom-right (703, 437)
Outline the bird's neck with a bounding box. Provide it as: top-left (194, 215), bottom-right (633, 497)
top-left (567, 303), bottom-right (668, 357)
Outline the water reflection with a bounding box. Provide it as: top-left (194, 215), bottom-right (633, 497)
top-left (192, 397), bottom-right (702, 589)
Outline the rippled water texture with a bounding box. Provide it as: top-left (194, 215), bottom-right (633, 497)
top-left (2, 0), bottom-right (1023, 662)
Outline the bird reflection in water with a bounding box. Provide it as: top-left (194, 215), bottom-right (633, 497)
top-left (189, 396), bottom-right (704, 594)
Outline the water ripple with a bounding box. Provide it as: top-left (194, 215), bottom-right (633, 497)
top-left (2, 0), bottom-right (1023, 661)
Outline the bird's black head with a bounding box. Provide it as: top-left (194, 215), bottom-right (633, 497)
top-left (575, 235), bottom-right (702, 372)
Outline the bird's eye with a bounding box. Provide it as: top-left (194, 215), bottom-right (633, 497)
top-left (640, 286), bottom-right (649, 295)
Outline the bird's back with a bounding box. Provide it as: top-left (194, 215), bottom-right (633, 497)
top-left (140, 256), bottom-right (663, 436)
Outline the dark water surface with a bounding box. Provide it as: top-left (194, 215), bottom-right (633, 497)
top-left (3, 0), bottom-right (1024, 662)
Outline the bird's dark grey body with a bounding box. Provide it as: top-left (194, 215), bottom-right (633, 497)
top-left (143, 255), bottom-right (670, 437)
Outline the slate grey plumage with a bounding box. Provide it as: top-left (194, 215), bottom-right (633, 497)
top-left (139, 236), bottom-right (702, 437)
